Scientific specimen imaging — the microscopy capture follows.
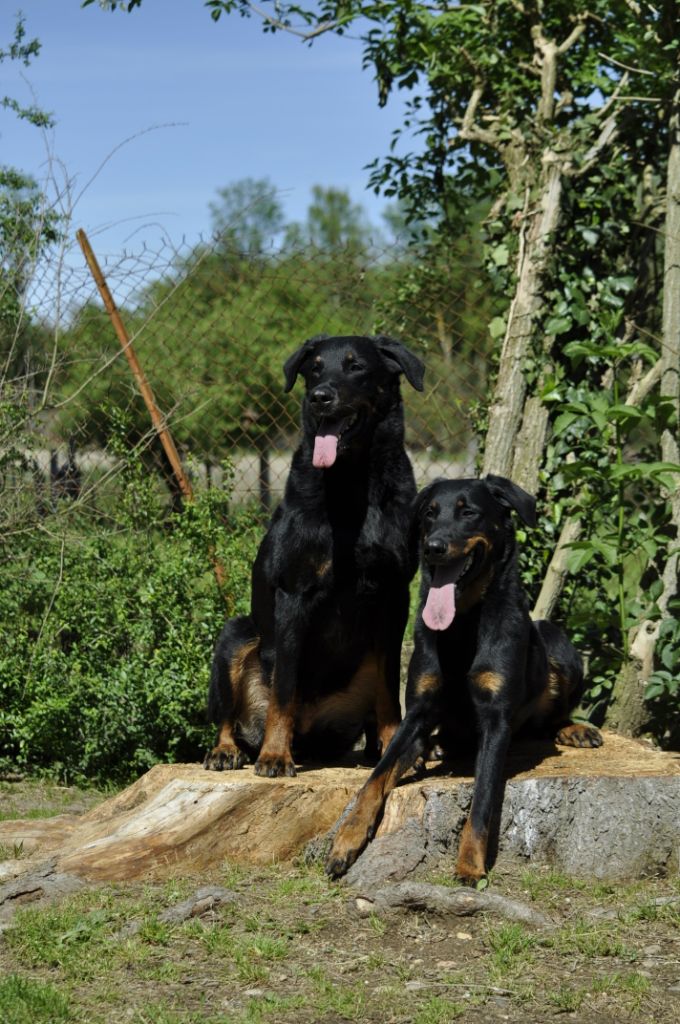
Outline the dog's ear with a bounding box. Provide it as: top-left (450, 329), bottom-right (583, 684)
top-left (283, 336), bottom-right (326, 393)
top-left (375, 335), bottom-right (425, 392)
top-left (485, 475), bottom-right (536, 527)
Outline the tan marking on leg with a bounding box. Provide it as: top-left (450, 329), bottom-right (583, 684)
top-left (456, 817), bottom-right (488, 884)
top-left (205, 639), bottom-right (263, 770)
top-left (255, 684), bottom-right (297, 777)
top-left (326, 761), bottom-right (401, 877)
top-left (472, 670), bottom-right (504, 696)
top-left (316, 559), bottom-right (332, 579)
top-left (372, 654), bottom-right (401, 756)
top-left (229, 638), bottom-right (260, 693)
top-left (216, 720), bottom-right (238, 749)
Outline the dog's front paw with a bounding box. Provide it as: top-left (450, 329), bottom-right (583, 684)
top-left (455, 819), bottom-right (488, 886)
top-left (556, 722), bottom-right (603, 748)
top-left (203, 745), bottom-right (247, 771)
top-left (254, 753), bottom-right (297, 778)
top-left (325, 793), bottom-right (381, 878)
top-left (326, 821), bottom-right (373, 879)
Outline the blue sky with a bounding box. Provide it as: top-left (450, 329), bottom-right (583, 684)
top-left (2, 0), bottom-right (410, 254)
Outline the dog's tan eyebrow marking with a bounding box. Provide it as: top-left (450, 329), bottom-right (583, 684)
top-left (456, 499), bottom-right (465, 509)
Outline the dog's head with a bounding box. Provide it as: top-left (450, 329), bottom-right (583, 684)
top-left (283, 334), bottom-right (424, 469)
top-left (412, 476), bottom-right (536, 630)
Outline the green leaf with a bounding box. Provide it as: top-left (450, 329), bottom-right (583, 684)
top-left (545, 316), bottom-right (572, 336)
top-left (488, 316), bottom-right (506, 340)
top-left (565, 545), bottom-right (595, 573)
top-left (552, 411), bottom-right (580, 435)
top-left (490, 244), bottom-right (510, 267)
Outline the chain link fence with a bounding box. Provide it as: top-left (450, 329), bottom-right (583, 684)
top-left (3, 227), bottom-right (494, 527)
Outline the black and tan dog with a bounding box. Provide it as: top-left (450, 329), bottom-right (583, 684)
top-left (326, 475), bottom-right (602, 883)
top-left (204, 334), bottom-right (425, 778)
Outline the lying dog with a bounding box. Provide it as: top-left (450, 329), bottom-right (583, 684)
top-left (326, 475), bottom-right (602, 882)
top-left (204, 334), bottom-right (425, 777)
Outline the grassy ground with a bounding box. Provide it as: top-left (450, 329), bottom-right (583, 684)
top-left (0, 781), bottom-right (679, 1024)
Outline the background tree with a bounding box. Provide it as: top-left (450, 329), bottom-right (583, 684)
top-left (1, 15), bottom-right (59, 386)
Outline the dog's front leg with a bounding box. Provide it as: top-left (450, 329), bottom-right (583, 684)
top-left (456, 681), bottom-right (513, 884)
top-left (326, 654), bottom-right (443, 877)
top-left (254, 588), bottom-right (313, 778)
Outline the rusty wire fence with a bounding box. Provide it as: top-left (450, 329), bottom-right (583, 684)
top-left (2, 226), bottom-right (495, 534)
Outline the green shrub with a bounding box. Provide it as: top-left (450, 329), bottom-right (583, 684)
top-left (0, 475), bottom-right (263, 785)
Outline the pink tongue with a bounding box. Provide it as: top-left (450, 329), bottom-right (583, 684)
top-left (313, 434), bottom-right (338, 469)
top-left (422, 582), bottom-right (456, 631)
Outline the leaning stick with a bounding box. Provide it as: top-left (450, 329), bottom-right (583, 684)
top-left (77, 228), bottom-right (227, 594)
top-left (77, 228), bottom-right (194, 501)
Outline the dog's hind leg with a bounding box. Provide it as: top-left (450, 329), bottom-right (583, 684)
top-left (531, 621), bottom-right (603, 749)
top-left (203, 617), bottom-right (266, 771)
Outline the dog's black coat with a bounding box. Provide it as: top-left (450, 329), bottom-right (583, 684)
top-left (204, 334), bottom-right (424, 777)
top-left (326, 475), bottom-right (602, 882)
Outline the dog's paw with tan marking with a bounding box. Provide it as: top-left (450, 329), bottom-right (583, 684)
top-left (556, 722), bottom-right (603, 748)
top-left (254, 753), bottom-right (297, 778)
top-left (456, 819), bottom-right (488, 885)
top-left (325, 794), bottom-right (382, 878)
top-left (326, 820), bottom-right (374, 879)
top-left (203, 745), bottom-right (247, 771)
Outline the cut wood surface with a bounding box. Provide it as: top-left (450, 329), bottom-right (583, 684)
top-left (0, 732), bottom-right (678, 884)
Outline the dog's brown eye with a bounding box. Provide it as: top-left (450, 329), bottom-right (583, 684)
top-left (347, 361), bottom-right (365, 374)
top-left (425, 506), bottom-right (437, 520)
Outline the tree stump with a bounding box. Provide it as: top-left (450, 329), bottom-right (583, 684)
top-left (0, 733), bottom-right (678, 885)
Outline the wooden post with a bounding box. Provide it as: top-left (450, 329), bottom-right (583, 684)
top-left (77, 228), bottom-right (228, 595)
top-left (76, 228), bottom-right (194, 502)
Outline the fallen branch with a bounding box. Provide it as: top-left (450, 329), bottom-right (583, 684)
top-left (353, 881), bottom-right (555, 929)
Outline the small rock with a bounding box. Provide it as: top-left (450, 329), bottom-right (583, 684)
top-left (243, 988), bottom-right (266, 999)
top-left (405, 980), bottom-right (428, 992)
top-left (437, 960), bottom-right (458, 969)
top-left (584, 906), bottom-right (619, 922)
top-left (642, 944), bottom-right (662, 955)
top-left (456, 931), bottom-right (473, 940)
top-left (354, 898), bottom-right (374, 917)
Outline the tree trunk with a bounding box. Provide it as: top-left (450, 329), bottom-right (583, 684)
top-left (1, 735), bottom-right (678, 887)
top-left (606, 86), bottom-right (680, 735)
top-left (482, 160), bottom-right (563, 478)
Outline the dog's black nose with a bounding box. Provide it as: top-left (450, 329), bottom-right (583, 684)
top-left (424, 537), bottom-right (447, 559)
top-left (310, 387), bottom-right (335, 409)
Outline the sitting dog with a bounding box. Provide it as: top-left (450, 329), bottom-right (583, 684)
top-left (326, 475), bottom-right (602, 882)
top-left (204, 334), bottom-right (425, 777)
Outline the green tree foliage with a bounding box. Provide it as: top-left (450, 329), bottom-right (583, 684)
top-left (209, 176), bottom-right (286, 253)
top-left (1, 16), bottom-right (59, 380)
